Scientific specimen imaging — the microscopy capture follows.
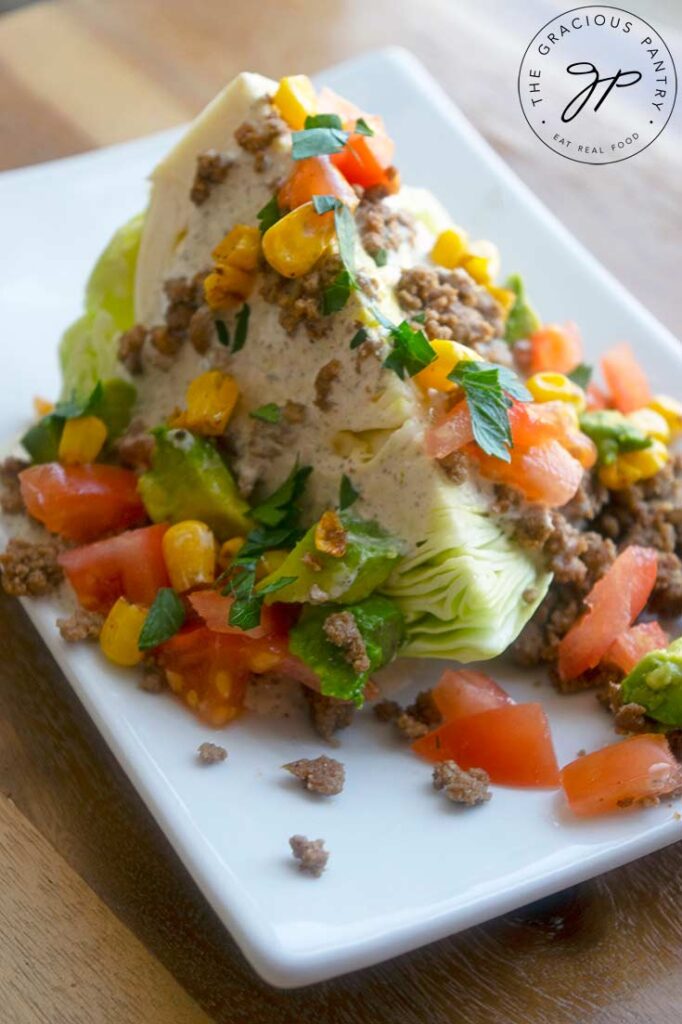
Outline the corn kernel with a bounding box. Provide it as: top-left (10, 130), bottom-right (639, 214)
top-left (173, 370), bottom-right (239, 436)
top-left (257, 548), bottom-right (289, 579)
top-left (620, 438), bottom-right (669, 481)
top-left (526, 372), bottom-right (587, 412)
top-left (218, 536), bottom-right (245, 570)
top-left (627, 408), bottom-right (671, 444)
top-left (33, 396), bottom-right (54, 418)
top-left (204, 264), bottom-right (254, 309)
top-left (99, 597), bottom-right (147, 666)
top-left (211, 224), bottom-right (261, 272)
top-left (487, 285), bottom-right (516, 314)
top-left (58, 415), bottom-right (108, 464)
top-left (598, 458), bottom-right (643, 491)
top-left (248, 650), bottom-right (282, 673)
top-left (414, 338), bottom-right (482, 393)
top-left (262, 202), bottom-right (335, 278)
top-left (162, 520), bottom-right (216, 592)
top-left (431, 228), bottom-right (468, 270)
top-left (273, 74), bottom-right (317, 130)
top-left (649, 395), bottom-right (682, 436)
top-left (461, 254), bottom-right (492, 285)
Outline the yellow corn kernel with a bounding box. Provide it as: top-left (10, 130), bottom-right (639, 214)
top-left (33, 396), bottom-right (54, 418)
top-left (203, 264), bottom-right (254, 309)
top-left (99, 597), bottom-right (147, 667)
top-left (218, 536), bottom-right (245, 570)
top-left (526, 372), bottom-right (587, 412)
top-left (598, 458), bottom-right (643, 491)
top-left (273, 74), bottom-right (317, 130)
top-left (620, 439), bottom-right (669, 481)
top-left (649, 395), bottom-right (682, 437)
top-left (431, 227), bottom-right (469, 270)
top-left (627, 408), bottom-right (671, 444)
top-left (413, 338), bottom-right (482, 392)
top-left (262, 202), bottom-right (335, 278)
top-left (162, 520), bottom-right (216, 592)
top-left (212, 224), bottom-right (261, 272)
top-left (487, 285), bottom-right (516, 314)
top-left (58, 415), bottom-right (108, 464)
top-left (248, 649), bottom-right (282, 673)
top-left (176, 370), bottom-right (239, 435)
top-left (461, 253), bottom-right (492, 285)
top-left (257, 548), bottom-right (289, 579)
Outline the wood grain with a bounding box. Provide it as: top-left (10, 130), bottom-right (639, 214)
top-left (0, 790), bottom-right (211, 1023)
top-left (0, 0), bottom-right (680, 1021)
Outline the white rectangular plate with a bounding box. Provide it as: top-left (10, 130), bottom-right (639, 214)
top-left (2, 48), bottom-right (681, 989)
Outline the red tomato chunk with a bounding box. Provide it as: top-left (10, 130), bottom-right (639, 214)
top-left (59, 524), bottom-right (170, 613)
top-left (20, 463), bottom-right (145, 542)
top-left (413, 702), bottom-right (560, 788)
top-left (561, 735), bottom-right (682, 816)
top-left (432, 668), bottom-right (512, 722)
top-left (604, 621), bottom-right (669, 675)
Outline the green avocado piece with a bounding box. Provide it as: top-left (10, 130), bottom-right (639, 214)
top-left (620, 637), bottom-right (682, 727)
top-left (288, 595), bottom-right (405, 704)
top-left (504, 273), bottom-right (540, 345)
top-left (259, 512), bottom-right (404, 605)
top-left (579, 410), bottom-right (651, 466)
top-left (138, 427), bottom-right (251, 540)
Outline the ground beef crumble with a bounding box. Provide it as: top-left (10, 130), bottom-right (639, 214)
top-left (118, 324), bottom-right (148, 375)
top-left (322, 610), bottom-right (370, 675)
top-left (57, 609), bottom-right (103, 642)
top-left (197, 741), bottom-right (228, 764)
top-left (283, 755), bottom-right (345, 796)
top-left (289, 835), bottom-right (329, 877)
top-left (190, 150), bottom-right (233, 206)
top-left (303, 688), bottom-right (355, 742)
top-left (139, 661), bottom-right (167, 694)
top-left (373, 689), bottom-right (441, 740)
top-left (234, 104), bottom-right (286, 171)
top-left (613, 702), bottom-right (649, 735)
top-left (0, 537), bottom-right (63, 596)
top-left (355, 188), bottom-right (416, 259)
top-left (314, 359), bottom-right (342, 411)
top-left (260, 259), bottom-right (335, 340)
top-left (432, 761), bottom-right (491, 806)
top-left (0, 456), bottom-right (28, 514)
top-left (114, 418), bottom-right (155, 472)
top-left (397, 266), bottom-right (504, 350)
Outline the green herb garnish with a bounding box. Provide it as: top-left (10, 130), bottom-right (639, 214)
top-left (215, 319), bottom-right (230, 347)
top-left (138, 588), bottom-right (186, 650)
top-left (233, 303), bottom-right (250, 353)
top-left (312, 194), bottom-right (340, 215)
top-left (250, 403), bottom-right (282, 424)
top-left (448, 360), bottom-right (532, 461)
top-left (322, 269), bottom-right (354, 315)
top-left (339, 474), bottom-right (360, 510)
top-left (383, 321), bottom-right (436, 380)
top-left (372, 248), bottom-right (388, 267)
top-left (257, 195), bottom-right (282, 234)
top-left (292, 126), bottom-right (349, 160)
top-left (568, 363), bottom-right (593, 389)
top-left (304, 113), bottom-right (344, 130)
top-left (350, 327), bottom-right (368, 349)
top-left (354, 117), bottom-right (374, 136)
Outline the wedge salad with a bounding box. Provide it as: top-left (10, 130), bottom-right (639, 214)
top-left (3, 71), bottom-right (682, 819)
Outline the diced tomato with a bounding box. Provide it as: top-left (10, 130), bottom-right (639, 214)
top-left (432, 668), bottom-right (512, 722)
top-left (317, 86), bottom-right (398, 192)
top-left (558, 545), bottom-right (658, 682)
top-left (561, 734), bottom-right (682, 816)
top-left (188, 589), bottom-right (299, 640)
top-left (529, 322), bottom-right (582, 374)
top-left (424, 401), bottom-right (473, 459)
top-left (413, 702), bottom-right (560, 788)
top-left (601, 343), bottom-right (651, 413)
top-left (20, 463), bottom-right (145, 543)
top-left (604, 621), bottom-right (669, 674)
top-left (59, 524), bottom-right (169, 612)
top-left (317, 86), bottom-right (365, 124)
top-left (277, 156), bottom-right (358, 213)
top-left (473, 438), bottom-right (584, 507)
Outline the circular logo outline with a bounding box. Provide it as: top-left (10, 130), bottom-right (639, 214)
top-left (517, 4), bottom-right (678, 165)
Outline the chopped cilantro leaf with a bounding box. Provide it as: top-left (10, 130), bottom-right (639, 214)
top-left (350, 327), bottom-right (368, 349)
top-left (305, 113), bottom-right (343, 130)
top-left (312, 194), bottom-right (340, 215)
top-left (333, 203), bottom-right (357, 278)
top-left (354, 117), bottom-right (374, 136)
top-left (215, 319), bottom-right (230, 347)
top-left (372, 248), bottom-right (388, 267)
top-left (383, 321), bottom-right (436, 379)
top-left (250, 403), bottom-right (282, 424)
top-left (257, 195), bottom-right (281, 234)
top-left (251, 463), bottom-right (312, 529)
top-left (339, 474), bottom-right (360, 510)
top-left (448, 360), bottom-right (532, 461)
top-left (292, 126), bottom-right (349, 160)
top-left (138, 588), bottom-right (185, 650)
top-left (226, 569), bottom-right (297, 630)
top-left (322, 269), bottom-right (354, 315)
top-left (568, 363), bottom-right (593, 389)
top-left (54, 381), bottom-right (104, 420)
top-left (233, 303), bottom-right (250, 353)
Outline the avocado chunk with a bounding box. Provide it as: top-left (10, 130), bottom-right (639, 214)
top-left (139, 427), bottom-right (251, 540)
top-left (259, 511), bottom-right (404, 605)
top-left (579, 410), bottom-right (651, 466)
top-left (504, 273), bottom-right (540, 345)
top-left (289, 595), bottom-right (405, 704)
top-left (620, 637), bottom-right (682, 727)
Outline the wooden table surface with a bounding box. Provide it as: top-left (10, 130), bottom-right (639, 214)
top-left (1, 1), bottom-right (680, 1021)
